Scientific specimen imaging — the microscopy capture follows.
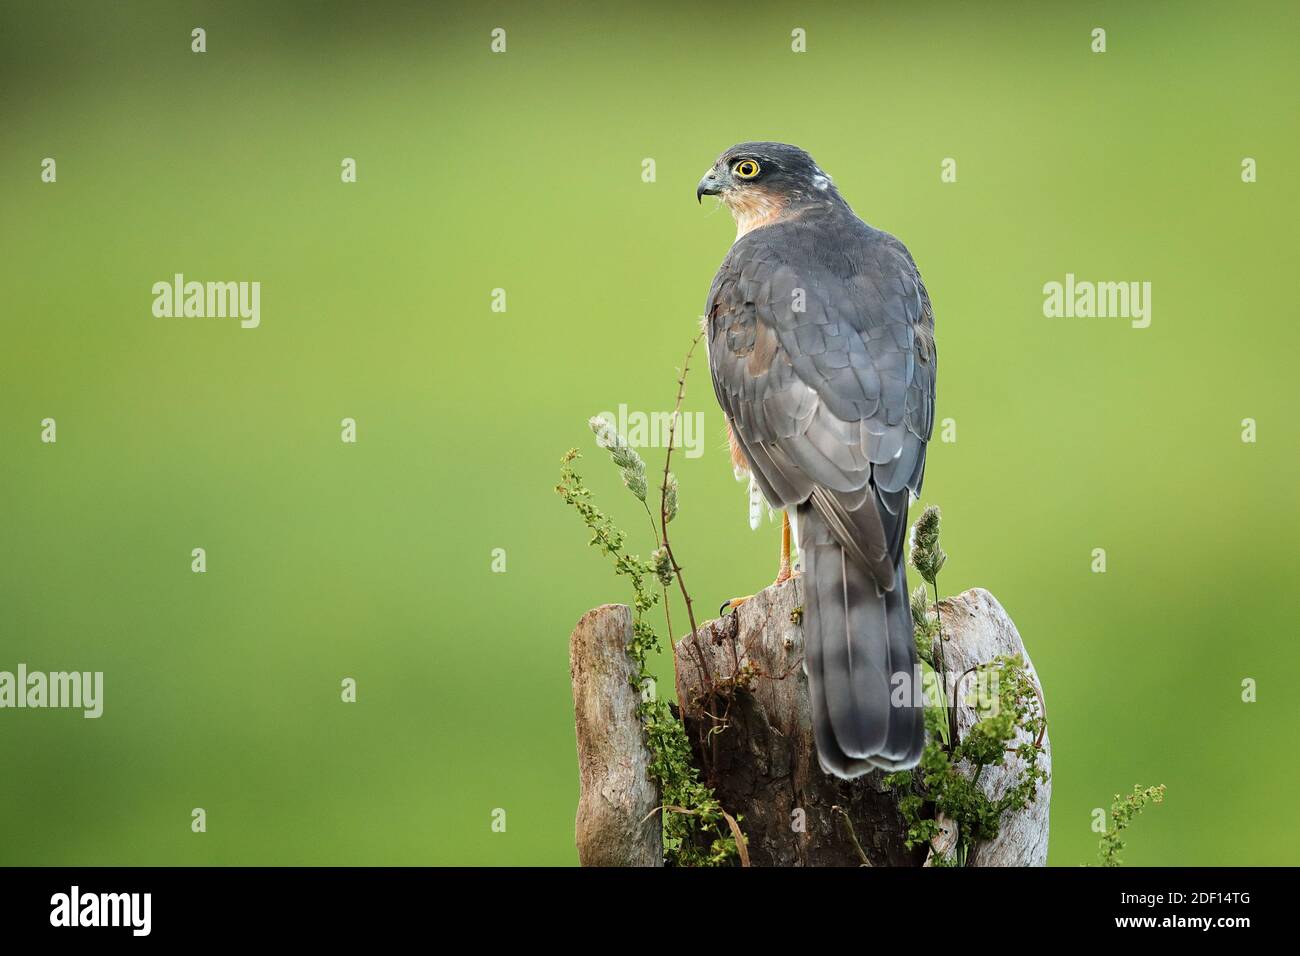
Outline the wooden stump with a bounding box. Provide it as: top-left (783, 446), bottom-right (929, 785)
top-left (569, 604), bottom-right (662, 866)
top-left (568, 582), bottom-right (1050, 866)
top-left (937, 588), bottom-right (1052, 867)
top-left (673, 579), bottom-right (922, 866)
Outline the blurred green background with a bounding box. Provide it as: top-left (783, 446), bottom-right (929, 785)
top-left (2, 0), bottom-right (1296, 866)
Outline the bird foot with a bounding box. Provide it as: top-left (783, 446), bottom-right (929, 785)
top-left (719, 595), bottom-right (754, 616)
top-left (722, 569), bottom-right (802, 615)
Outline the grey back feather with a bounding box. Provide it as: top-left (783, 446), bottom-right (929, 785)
top-left (706, 201), bottom-right (935, 776)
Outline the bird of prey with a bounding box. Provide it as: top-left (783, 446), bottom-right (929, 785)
top-left (698, 143), bottom-right (936, 778)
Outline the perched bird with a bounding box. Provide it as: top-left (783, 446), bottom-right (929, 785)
top-left (699, 143), bottom-right (936, 777)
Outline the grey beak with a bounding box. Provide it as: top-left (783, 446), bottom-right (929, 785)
top-left (697, 171), bottom-right (723, 203)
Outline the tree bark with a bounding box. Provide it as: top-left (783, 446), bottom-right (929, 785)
top-left (672, 578), bottom-right (921, 866)
top-left (569, 604), bottom-right (662, 866)
top-left (937, 587), bottom-right (1052, 866)
top-left (568, 582), bottom-right (1050, 866)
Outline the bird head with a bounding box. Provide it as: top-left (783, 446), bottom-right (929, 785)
top-left (697, 142), bottom-right (843, 234)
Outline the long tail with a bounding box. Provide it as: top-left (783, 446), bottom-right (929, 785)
top-left (797, 503), bottom-right (925, 778)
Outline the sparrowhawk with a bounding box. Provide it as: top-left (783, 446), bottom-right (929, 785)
top-left (698, 142), bottom-right (936, 777)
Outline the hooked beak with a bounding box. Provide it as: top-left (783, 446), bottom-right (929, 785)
top-left (697, 169), bottom-right (725, 203)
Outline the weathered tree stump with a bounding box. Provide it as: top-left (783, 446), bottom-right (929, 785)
top-left (568, 581), bottom-right (1050, 866)
top-left (673, 579), bottom-right (920, 866)
top-left (938, 587), bottom-right (1052, 867)
top-left (569, 604), bottom-right (662, 866)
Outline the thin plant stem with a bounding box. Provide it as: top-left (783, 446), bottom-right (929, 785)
top-left (660, 331), bottom-right (710, 693)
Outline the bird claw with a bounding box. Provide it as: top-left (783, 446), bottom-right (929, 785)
top-left (722, 569), bottom-right (800, 616)
top-left (719, 595), bottom-right (753, 616)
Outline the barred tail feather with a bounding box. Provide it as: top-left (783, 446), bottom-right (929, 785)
top-left (798, 504), bottom-right (925, 778)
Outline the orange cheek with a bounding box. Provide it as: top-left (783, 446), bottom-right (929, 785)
top-left (728, 189), bottom-right (788, 237)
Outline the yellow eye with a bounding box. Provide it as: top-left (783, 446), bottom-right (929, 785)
top-left (733, 159), bottom-right (761, 179)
